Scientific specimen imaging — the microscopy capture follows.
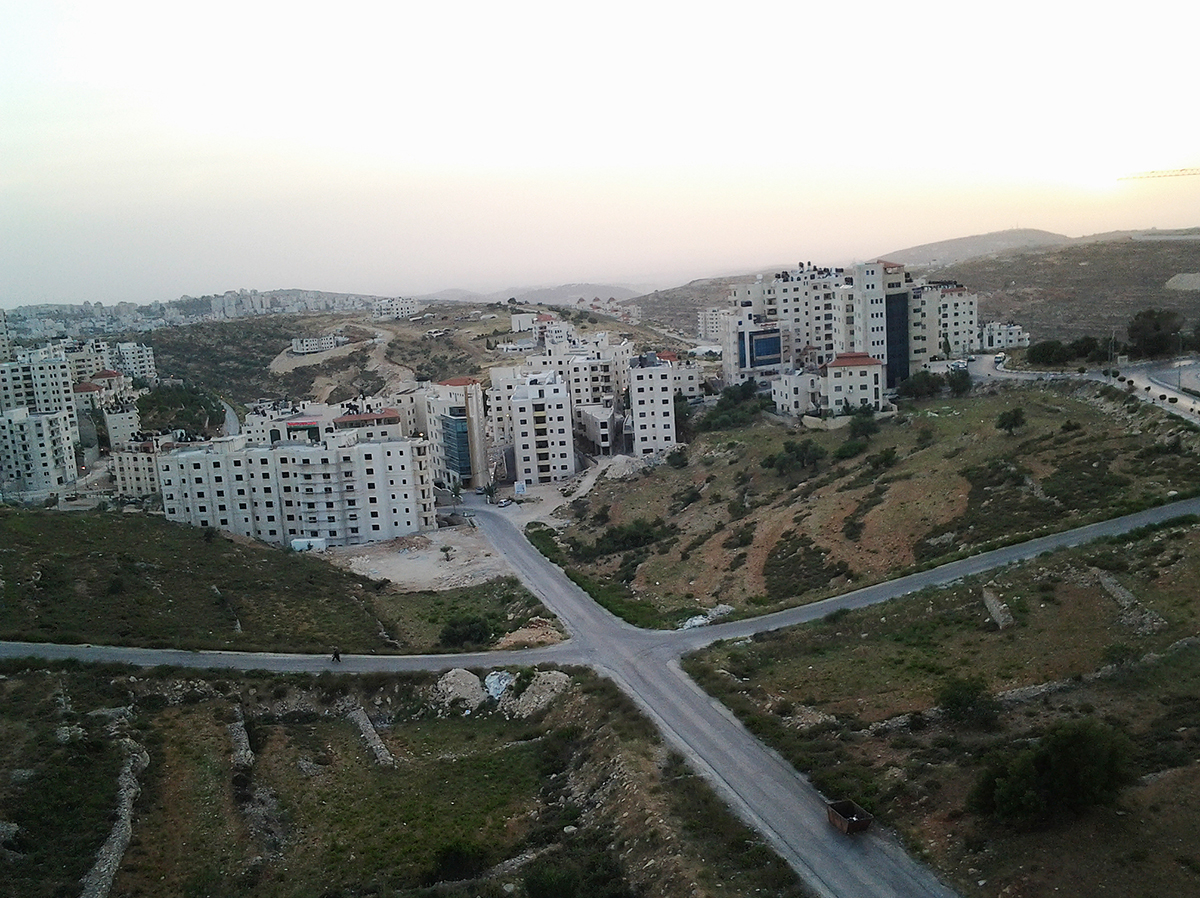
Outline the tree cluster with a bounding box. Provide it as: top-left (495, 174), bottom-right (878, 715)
top-left (695, 381), bottom-right (771, 432)
top-left (761, 438), bottom-right (827, 474)
top-left (896, 369), bottom-right (972, 400)
top-left (1026, 336), bottom-right (1111, 366)
top-left (970, 718), bottom-right (1134, 828)
top-left (996, 407), bottom-right (1026, 434)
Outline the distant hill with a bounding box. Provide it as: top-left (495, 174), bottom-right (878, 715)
top-left (922, 233), bottom-right (1200, 341)
top-left (621, 275), bottom-right (760, 335)
top-left (416, 283), bottom-right (644, 307)
top-left (882, 229), bottom-right (1073, 269)
top-left (619, 228), bottom-right (1200, 341)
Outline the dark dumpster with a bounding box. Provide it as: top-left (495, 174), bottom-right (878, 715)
top-left (827, 799), bottom-right (874, 834)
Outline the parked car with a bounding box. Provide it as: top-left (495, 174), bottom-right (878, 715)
top-left (497, 498), bottom-right (513, 507)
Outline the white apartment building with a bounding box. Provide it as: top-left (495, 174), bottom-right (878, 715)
top-left (89, 370), bottom-right (134, 404)
top-left (820, 353), bottom-right (885, 414)
top-left (103, 407), bottom-right (141, 449)
top-left (0, 310), bottom-right (11, 363)
top-left (487, 333), bottom-right (633, 450)
top-left (628, 355), bottom-right (677, 456)
top-left (291, 334), bottom-right (338, 354)
top-left (720, 307), bottom-right (787, 386)
top-left (415, 378), bottom-right (490, 489)
top-left (720, 261), bottom-right (914, 389)
top-left (698, 307), bottom-right (726, 341)
top-left (243, 400), bottom-right (407, 446)
top-left (0, 358), bottom-right (78, 441)
top-left (573, 404), bottom-right (618, 455)
top-left (910, 281), bottom-right (980, 359)
top-left (114, 342), bottom-right (158, 383)
top-left (62, 339), bottom-right (113, 382)
top-left (159, 431), bottom-right (436, 547)
top-left (0, 407), bottom-right (78, 499)
top-left (772, 370), bottom-right (821, 417)
top-left (510, 372), bottom-right (575, 484)
top-left (73, 382), bottom-right (104, 412)
top-left (671, 359), bottom-right (704, 399)
top-left (373, 296), bottom-right (419, 319)
top-left (113, 442), bottom-right (163, 498)
top-left (980, 321), bottom-right (1031, 350)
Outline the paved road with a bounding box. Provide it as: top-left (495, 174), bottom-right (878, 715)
top-left (221, 399), bottom-right (241, 436)
top-left (8, 497), bottom-right (1200, 897)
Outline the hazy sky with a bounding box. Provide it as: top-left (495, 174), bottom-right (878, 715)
top-left (2, 1), bottom-right (1198, 308)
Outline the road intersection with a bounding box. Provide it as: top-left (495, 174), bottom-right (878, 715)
top-left (7, 495), bottom-right (1200, 896)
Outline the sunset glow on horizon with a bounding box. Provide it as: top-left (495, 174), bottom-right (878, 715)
top-left (2, 0), bottom-right (1197, 306)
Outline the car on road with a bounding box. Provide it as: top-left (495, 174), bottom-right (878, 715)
top-left (497, 498), bottom-right (513, 507)
top-left (475, 486), bottom-right (486, 495)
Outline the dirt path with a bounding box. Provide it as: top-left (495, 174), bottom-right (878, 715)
top-left (324, 457), bottom-right (624, 592)
top-left (266, 322), bottom-right (416, 396)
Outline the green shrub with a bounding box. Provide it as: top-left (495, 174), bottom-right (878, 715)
top-left (439, 615), bottom-right (492, 647)
top-left (834, 439), bottom-right (868, 460)
top-left (970, 718), bottom-right (1134, 828)
top-left (937, 675), bottom-right (1001, 728)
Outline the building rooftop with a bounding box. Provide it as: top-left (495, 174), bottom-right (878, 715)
top-left (824, 352), bottom-right (883, 368)
top-left (333, 408), bottom-right (401, 427)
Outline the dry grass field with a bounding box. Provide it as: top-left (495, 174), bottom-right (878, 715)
top-left (685, 516), bottom-right (1200, 897)
top-left (0, 664), bottom-right (808, 898)
top-left (548, 380), bottom-right (1200, 627)
top-left (0, 509), bottom-right (548, 654)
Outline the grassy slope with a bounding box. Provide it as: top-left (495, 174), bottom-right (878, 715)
top-left (0, 509), bottom-right (547, 654)
top-left (0, 664), bottom-right (810, 898)
top-left (145, 315), bottom-right (333, 404)
top-left (684, 518), bottom-right (1200, 897)
top-left (929, 237), bottom-right (1200, 342)
top-left (556, 380), bottom-right (1200, 627)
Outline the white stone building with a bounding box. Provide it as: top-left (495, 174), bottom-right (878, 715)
top-left (573, 403), bottom-right (618, 455)
top-left (243, 400), bottom-right (407, 447)
top-left (980, 321), bottom-right (1031, 350)
top-left (697, 307), bottom-right (726, 341)
top-left (0, 358), bottom-right (78, 441)
top-left (819, 353), bottom-right (885, 414)
top-left (486, 332), bottom-right (633, 451)
top-left (772, 370), bottom-right (821, 417)
top-left (159, 431), bottom-right (436, 547)
top-left (373, 296), bottom-right (419, 319)
top-left (0, 407), bottom-right (78, 499)
top-left (415, 378), bottom-right (490, 489)
top-left (113, 441), bottom-right (164, 498)
top-left (509, 372), bottom-right (575, 484)
top-left (0, 310), bottom-right (11, 363)
top-left (720, 261), bottom-right (925, 389)
top-left (670, 358), bottom-right (704, 399)
top-left (291, 334), bottom-right (338, 355)
top-left (62, 339), bottom-right (113, 382)
top-left (628, 355), bottom-right (678, 456)
top-left (114, 342), bottom-right (158, 383)
top-left (103, 406), bottom-right (141, 449)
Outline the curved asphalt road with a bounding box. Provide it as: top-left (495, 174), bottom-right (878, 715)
top-left (7, 497), bottom-right (1200, 897)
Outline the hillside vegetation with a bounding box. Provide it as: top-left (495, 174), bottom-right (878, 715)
top-left (145, 315), bottom-right (337, 403)
top-left (0, 509), bottom-right (551, 654)
top-left (546, 380), bottom-right (1200, 627)
top-left (926, 235), bottom-right (1200, 341)
top-left (0, 663), bottom-right (808, 898)
top-left (685, 515), bottom-right (1200, 897)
